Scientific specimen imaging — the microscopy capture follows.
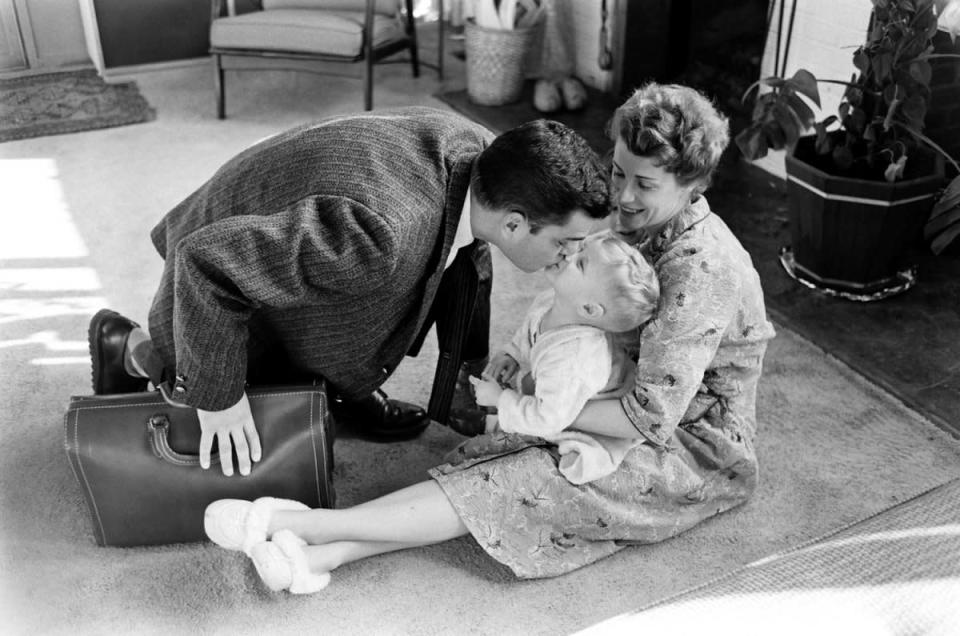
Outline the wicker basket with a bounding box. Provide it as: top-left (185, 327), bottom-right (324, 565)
top-left (465, 18), bottom-right (537, 106)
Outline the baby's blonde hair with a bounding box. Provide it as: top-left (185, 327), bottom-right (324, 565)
top-left (587, 233), bottom-right (659, 333)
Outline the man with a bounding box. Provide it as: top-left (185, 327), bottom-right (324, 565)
top-left (88, 107), bottom-right (609, 477)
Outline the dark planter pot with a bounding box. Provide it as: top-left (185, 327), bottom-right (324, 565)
top-left (782, 136), bottom-right (944, 300)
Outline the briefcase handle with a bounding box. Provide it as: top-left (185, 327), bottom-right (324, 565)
top-left (147, 414), bottom-right (217, 467)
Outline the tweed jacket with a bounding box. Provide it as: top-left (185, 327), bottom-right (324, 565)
top-left (147, 107), bottom-right (494, 410)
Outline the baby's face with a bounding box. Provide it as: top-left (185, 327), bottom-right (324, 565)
top-left (544, 236), bottom-right (608, 304)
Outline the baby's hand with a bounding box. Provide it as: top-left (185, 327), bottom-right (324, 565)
top-left (469, 376), bottom-right (503, 408)
top-left (484, 352), bottom-right (520, 386)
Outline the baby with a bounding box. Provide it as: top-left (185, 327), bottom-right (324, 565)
top-left (471, 231), bottom-right (659, 484)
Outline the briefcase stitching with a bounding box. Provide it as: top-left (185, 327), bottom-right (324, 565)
top-left (308, 392), bottom-right (322, 504)
top-left (66, 408), bottom-right (108, 545)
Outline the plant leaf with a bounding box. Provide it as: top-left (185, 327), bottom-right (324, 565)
top-left (872, 52), bottom-right (893, 79)
top-left (929, 217), bottom-right (960, 255)
top-left (764, 120), bottom-right (789, 148)
top-left (785, 93), bottom-right (817, 128)
top-left (909, 60), bottom-right (932, 85)
top-left (901, 94), bottom-right (928, 128)
top-left (787, 70), bottom-right (820, 107)
top-left (814, 120), bottom-right (835, 154)
top-left (928, 176), bottom-right (960, 222)
top-left (735, 126), bottom-right (768, 160)
top-left (853, 50), bottom-right (870, 74)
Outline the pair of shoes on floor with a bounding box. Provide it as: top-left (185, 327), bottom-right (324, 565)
top-left (533, 76), bottom-right (587, 114)
top-left (204, 497), bottom-right (328, 594)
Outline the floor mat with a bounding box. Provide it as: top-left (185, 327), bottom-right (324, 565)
top-left (0, 69), bottom-right (156, 142)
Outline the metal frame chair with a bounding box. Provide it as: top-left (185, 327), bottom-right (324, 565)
top-left (209, 0), bottom-right (444, 117)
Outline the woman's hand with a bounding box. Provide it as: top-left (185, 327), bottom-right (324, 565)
top-left (469, 376), bottom-right (504, 408)
top-left (483, 352), bottom-right (519, 387)
top-left (197, 392), bottom-right (262, 477)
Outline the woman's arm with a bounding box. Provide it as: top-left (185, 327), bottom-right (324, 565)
top-left (573, 245), bottom-right (741, 444)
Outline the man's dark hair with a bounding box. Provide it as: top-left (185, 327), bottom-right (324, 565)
top-left (471, 120), bottom-right (609, 232)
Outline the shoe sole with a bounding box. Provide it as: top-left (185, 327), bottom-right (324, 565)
top-left (88, 308), bottom-right (117, 394)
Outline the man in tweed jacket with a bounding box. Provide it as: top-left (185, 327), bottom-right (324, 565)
top-left (88, 107), bottom-right (609, 477)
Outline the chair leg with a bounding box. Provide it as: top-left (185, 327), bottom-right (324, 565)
top-left (437, 0), bottom-right (444, 81)
top-left (404, 0), bottom-right (420, 78)
top-left (364, 59), bottom-right (373, 111)
top-left (214, 54), bottom-right (225, 119)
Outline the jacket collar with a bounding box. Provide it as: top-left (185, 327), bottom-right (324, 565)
top-left (640, 196), bottom-right (710, 259)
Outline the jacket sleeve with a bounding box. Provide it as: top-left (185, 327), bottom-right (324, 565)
top-left (168, 195), bottom-right (398, 410)
top-left (620, 245), bottom-right (740, 446)
top-left (497, 335), bottom-right (612, 436)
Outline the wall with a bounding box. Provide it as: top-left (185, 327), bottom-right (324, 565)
top-left (760, 0), bottom-right (873, 121)
top-left (92, 0), bottom-right (210, 68)
top-left (929, 31), bottom-right (960, 171)
top-left (2, 0), bottom-right (90, 72)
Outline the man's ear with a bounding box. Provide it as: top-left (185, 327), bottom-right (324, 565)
top-left (578, 302), bottom-right (605, 320)
top-left (501, 211), bottom-right (527, 238)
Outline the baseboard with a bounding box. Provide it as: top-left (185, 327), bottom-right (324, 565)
top-left (102, 57), bottom-right (209, 81)
top-left (0, 64), bottom-right (97, 80)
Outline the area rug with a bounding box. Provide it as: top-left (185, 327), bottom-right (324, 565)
top-left (0, 69), bottom-right (156, 142)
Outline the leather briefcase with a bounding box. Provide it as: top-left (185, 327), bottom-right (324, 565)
top-left (64, 383), bottom-right (335, 547)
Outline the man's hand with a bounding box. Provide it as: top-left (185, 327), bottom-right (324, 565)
top-left (483, 352), bottom-right (520, 387)
top-left (469, 376), bottom-right (504, 408)
top-left (197, 392), bottom-right (262, 477)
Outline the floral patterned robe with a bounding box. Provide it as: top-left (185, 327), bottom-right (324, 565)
top-left (430, 197), bottom-right (776, 579)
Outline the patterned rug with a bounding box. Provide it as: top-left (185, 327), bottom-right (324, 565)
top-left (0, 69), bottom-right (155, 143)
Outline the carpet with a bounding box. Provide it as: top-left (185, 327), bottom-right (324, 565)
top-left (0, 69), bottom-right (156, 143)
top-left (581, 477), bottom-right (960, 634)
top-left (2, 245), bottom-right (960, 634)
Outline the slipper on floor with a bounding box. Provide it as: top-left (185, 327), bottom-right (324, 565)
top-left (250, 529), bottom-right (331, 594)
top-left (204, 497), bottom-right (308, 555)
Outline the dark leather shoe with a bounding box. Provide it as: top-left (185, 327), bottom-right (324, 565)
top-left (88, 309), bottom-right (149, 394)
top-left (444, 357), bottom-right (490, 436)
top-left (331, 389), bottom-right (429, 442)
top-left (447, 407), bottom-right (489, 437)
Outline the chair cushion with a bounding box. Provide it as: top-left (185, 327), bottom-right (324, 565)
top-left (262, 0), bottom-right (398, 16)
top-left (210, 10), bottom-right (403, 57)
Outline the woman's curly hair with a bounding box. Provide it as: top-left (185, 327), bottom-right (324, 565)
top-left (607, 83), bottom-right (730, 196)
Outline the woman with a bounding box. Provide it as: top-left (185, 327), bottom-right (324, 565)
top-left (203, 82), bottom-right (776, 592)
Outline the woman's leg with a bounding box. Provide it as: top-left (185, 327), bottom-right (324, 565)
top-left (303, 539), bottom-right (428, 573)
top-left (269, 480), bottom-right (468, 547)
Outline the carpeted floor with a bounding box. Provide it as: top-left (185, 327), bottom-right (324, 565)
top-left (0, 69), bottom-right (155, 143)
top-left (2, 52), bottom-right (960, 634)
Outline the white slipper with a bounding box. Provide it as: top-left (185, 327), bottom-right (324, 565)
top-left (204, 497), bottom-right (308, 555)
top-left (250, 530), bottom-right (331, 594)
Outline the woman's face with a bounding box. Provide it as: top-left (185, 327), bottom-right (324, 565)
top-left (610, 138), bottom-right (697, 244)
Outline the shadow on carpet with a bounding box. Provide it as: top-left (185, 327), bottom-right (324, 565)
top-left (0, 69), bottom-right (156, 143)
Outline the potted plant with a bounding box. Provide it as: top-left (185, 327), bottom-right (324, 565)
top-left (737, 0), bottom-right (960, 300)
